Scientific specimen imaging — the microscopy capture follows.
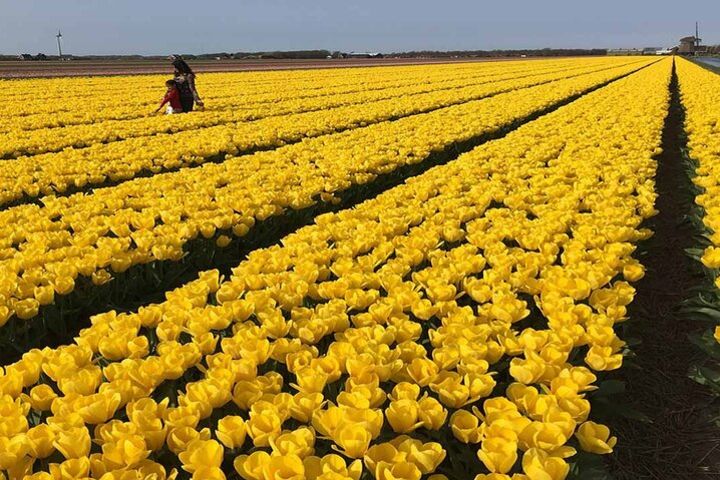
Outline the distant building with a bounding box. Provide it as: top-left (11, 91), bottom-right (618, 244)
top-left (607, 48), bottom-right (642, 56)
top-left (678, 36), bottom-right (698, 54)
top-left (677, 35), bottom-right (709, 55)
top-left (642, 47), bottom-right (661, 55)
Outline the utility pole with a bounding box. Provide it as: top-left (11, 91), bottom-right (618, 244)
top-left (695, 22), bottom-right (700, 51)
top-left (56, 30), bottom-right (63, 59)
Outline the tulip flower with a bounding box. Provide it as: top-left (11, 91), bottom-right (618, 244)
top-left (269, 427), bottom-right (316, 458)
top-left (333, 424), bottom-right (373, 458)
top-left (235, 451), bottom-right (272, 480)
top-left (216, 415), bottom-right (247, 449)
top-left (417, 396), bottom-right (448, 430)
top-left (0, 434), bottom-right (30, 470)
top-left (386, 399), bottom-right (423, 433)
top-left (450, 409), bottom-right (482, 444)
top-left (53, 426), bottom-right (91, 459)
top-left (166, 426), bottom-right (211, 454)
top-left (521, 448), bottom-right (569, 480)
top-left (178, 439), bottom-right (224, 473)
top-left (375, 461), bottom-right (423, 480)
top-left (102, 434), bottom-right (151, 469)
top-left (478, 437), bottom-right (518, 474)
top-left (27, 424), bottom-right (57, 459)
top-left (262, 454), bottom-right (306, 480)
top-left (575, 421), bottom-right (617, 454)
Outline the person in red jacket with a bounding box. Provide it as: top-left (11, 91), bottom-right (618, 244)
top-left (155, 80), bottom-right (183, 114)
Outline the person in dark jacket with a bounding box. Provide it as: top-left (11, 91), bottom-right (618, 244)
top-left (170, 55), bottom-right (204, 111)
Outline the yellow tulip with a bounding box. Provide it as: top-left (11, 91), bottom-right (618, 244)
top-left (262, 454), bottom-right (306, 480)
top-left (701, 247), bottom-right (720, 268)
top-left (216, 235), bottom-right (233, 248)
top-left (14, 298), bottom-right (40, 320)
top-left (269, 427), bottom-right (315, 458)
top-left (30, 384), bottom-right (57, 411)
top-left (521, 448), bottom-right (569, 480)
top-left (216, 415), bottom-right (247, 449)
top-left (478, 437), bottom-right (518, 474)
top-left (333, 424), bottom-right (373, 458)
top-left (27, 424), bottom-right (57, 459)
top-left (575, 421), bottom-right (617, 454)
top-left (48, 457), bottom-right (91, 479)
top-left (405, 440), bottom-right (447, 475)
top-left (364, 442), bottom-right (403, 474)
top-left (0, 434), bottom-right (30, 470)
top-left (388, 382), bottom-right (420, 401)
top-left (386, 399), bottom-right (423, 433)
top-left (101, 434), bottom-right (150, 469)
top-left (509, 354), bottom-right (546, 385)
top-left (304, 454), bottom-right (363, 480)
top-left (91, 269), bottom-right (113, 286)
top-left (417, 396), bottom-right (448, 430)
top-left (450, 409), bottom-right (482, 443)
top-left (290, 392), bottom-right (324, 423)
top-left (584, 346), bottom-right (623, 371)
top-left (34, 285), bottom-right (55, 306)
top-left (130, 412), bottom-right (167, 452)
top-left (235, 451), bottom-right (271, 480)
top-left (518, 421), bottom-right (568, 452)
top-left (53, 426), bottom-right (91, 459)
top-left (292, 366), bottom-right (329, 393)
top-left (166, 426), bottom-right (210, 454)
top-left (375, 461), bottom-right (422, 480)
top-left (77, 392), bottom-right (122, 424)
top-left (247, 409), bottom-right (283, 447)
top-left (178, 439), bottom-right (224, 473)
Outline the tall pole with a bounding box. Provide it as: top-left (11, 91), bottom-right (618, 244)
top-left (696, 22), bottom-right (699, 49)
top-left (56, 30), bottom-right (63, 59)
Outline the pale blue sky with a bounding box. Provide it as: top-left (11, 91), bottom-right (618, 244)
top-left (1, 0), bottom-right (718, 55)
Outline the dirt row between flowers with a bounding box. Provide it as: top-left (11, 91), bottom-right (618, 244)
top-left (606, 61), bottom-right (720, 480)
top-left (0, 57), bottom-right (560, 79)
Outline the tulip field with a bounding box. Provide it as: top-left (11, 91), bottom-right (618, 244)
top-left (0, 55), bottom-right (719, 479)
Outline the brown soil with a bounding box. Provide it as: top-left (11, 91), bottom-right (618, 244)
top-left (0, 56), bottom-right (570, 79)
top-left (607, 60), bottom-right (720, 479)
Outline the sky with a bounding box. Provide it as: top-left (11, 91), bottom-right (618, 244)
top-left (1, 0), bottom-right (719, 56)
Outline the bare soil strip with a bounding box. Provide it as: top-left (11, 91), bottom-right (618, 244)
top-left (0, 57), bottom-right (547, 79)
top-left (607, 60), bottom-right (720, 480)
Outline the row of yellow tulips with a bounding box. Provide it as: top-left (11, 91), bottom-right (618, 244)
top-left (0, 60), bottom-right (656, 336)
top-left (675, 59), bottom-right (720, 353)
top-left (0, 58), bottom-right (672, 479)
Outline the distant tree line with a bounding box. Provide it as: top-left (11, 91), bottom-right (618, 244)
top-left (184, 49), bottom-right (609, 59)
top-left (6, 47), bottom-right (719, 62)
top-left (390, 49), bottom-right (609, 58)
top-left (198, 50), bottom-right (335, 59)
top-left (13, 53), bottom-right (49, 61)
